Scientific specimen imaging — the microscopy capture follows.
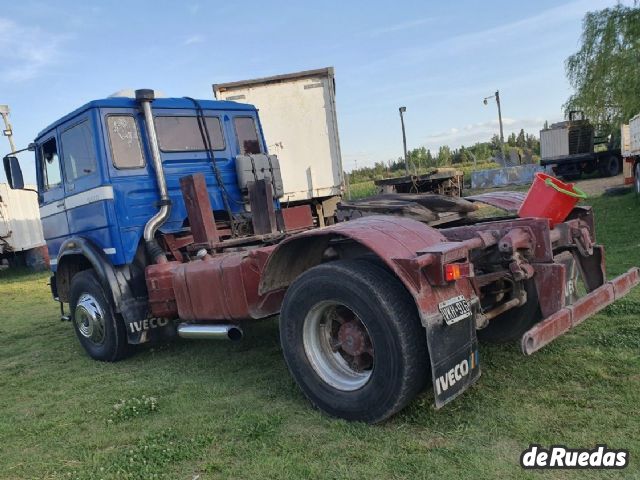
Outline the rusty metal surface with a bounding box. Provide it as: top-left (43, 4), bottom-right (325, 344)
top-left (533, 263), bottom-right (567, 318)
top-left (172, 245), bottom-right (283, 322)
top-left (282, 205), bottom-right (314, 231)
top-left (441, 217), bottom-right (553, 263)
top-left (180, 173), bottom-right (219, 246)
top-left (260, 215), bottom-right (449, 295)
top-left (521, 267), bottom-right (640, 355)
top-left (248, 180), bottom-right (277, 235)
top-left (464, 191), bottom-right (526, 212)
top-left (146, 262), bottom-right (180, 318)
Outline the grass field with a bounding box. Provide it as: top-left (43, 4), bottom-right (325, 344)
top-left (1, 191), bottom-right (639, 479)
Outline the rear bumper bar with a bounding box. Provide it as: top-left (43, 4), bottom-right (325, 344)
top-left (521, 267), bottom-right (640, 355)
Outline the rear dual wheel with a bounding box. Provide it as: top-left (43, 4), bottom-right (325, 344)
top-left (279, 259), bottom-right (429, 423)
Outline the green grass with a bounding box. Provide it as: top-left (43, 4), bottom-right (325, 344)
top-left (1, 193), bottom-right (639, 479)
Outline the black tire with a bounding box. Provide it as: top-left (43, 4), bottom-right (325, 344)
top-left (598, 155), bottom-right (620, 177)
top-left (70, 270), bottom-right (131, 362)
top-left (478, 279), bottom-right (542, 343)
top-left (279, 259), bottom-right (429, 423)
top-left (635, 163), bottom-right (640, 196)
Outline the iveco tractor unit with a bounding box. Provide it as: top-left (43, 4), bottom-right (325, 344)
top-left (3, 89), bottom-right (638, 423)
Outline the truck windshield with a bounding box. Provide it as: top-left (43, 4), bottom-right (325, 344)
top-left (155, 116), bottom-right (225, 152)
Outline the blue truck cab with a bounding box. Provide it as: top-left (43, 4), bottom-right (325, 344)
top-left (35, 95), bottom-right (264, 271)
top-left (14, 91), bottom-right (282, 351)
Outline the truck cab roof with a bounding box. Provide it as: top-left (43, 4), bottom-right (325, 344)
top-left (36, 97), bottom-right (257, 140)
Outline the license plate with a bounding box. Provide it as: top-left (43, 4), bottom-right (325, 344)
top-left (438, 295), bottom-right (472, 325)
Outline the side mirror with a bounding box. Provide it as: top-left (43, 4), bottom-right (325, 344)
top-left (3, 155), bottom-right (24, 189)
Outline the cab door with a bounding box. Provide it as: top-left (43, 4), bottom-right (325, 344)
top-left (37, 133), bottom-right (70, 268)
top-left (59, 113), bottom-right (115, 261)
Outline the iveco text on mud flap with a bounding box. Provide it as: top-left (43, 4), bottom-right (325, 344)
top-left (424, 293), bottom-right (480, 408)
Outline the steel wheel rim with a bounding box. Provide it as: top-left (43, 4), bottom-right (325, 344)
top-left (302, 301), bottom-right (374, 391)
top-left (75, 293), bottom-right (106, 345)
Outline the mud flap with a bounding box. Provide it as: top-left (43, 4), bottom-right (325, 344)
top-left (423, 304), bottom-right (480, 408)
top-left (119, 297), bottom-right (177, 344)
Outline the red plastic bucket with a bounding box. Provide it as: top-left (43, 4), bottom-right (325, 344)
top-left (518, 173), bottom-right (587, 227)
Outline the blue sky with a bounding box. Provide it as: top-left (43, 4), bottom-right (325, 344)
top-left (0, 0), bottom-right (630, 182)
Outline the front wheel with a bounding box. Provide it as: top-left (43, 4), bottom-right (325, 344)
top-left (279, 259), bottom-right (429, 423)
top-left (70, 270), bottom-right (131, 362)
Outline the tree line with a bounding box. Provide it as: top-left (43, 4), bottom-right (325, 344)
top-left (348, 129), bottom-right (540, 184)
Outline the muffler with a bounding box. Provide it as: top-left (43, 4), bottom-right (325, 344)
top-left (177, 323), bottom-right (243, 341)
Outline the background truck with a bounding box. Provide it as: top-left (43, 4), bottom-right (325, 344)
top-left (0, 183), bottom-right (46, 268)
top-left (213, 68), bottom-right (343, 225)
top-left (621, 113), bottom-right (640, 194)
top-left (3, 89), bottom-right (638, 423)
top-left (540, 111), bottom-right (622, 179)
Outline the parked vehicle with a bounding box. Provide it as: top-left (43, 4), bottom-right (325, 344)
top-left (214, 68), bottom-right (343, 225)
top-left (540, 111), bottom-right (622, 179)
top-left (3, 90), bottom-right (638, 423)
top-left (621, 114), bottom-right (640, 194)
top-left (0, 183), bottom-right (46, 267)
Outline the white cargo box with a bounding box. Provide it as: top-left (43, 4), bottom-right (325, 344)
top-left (540, 127), bottom-right (569, 160)
top-left (0, 183), bottom-right (45, 254)
top-left (622, 114), bottom-right (640, 158)
top-left (214, 68), bottom-right (344, 203)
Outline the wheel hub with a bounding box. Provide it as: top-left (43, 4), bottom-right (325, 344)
top-left (75, 293), bottom-right (106, 345)
top-left (338, 321), bottom-right (367, 356)
top-left (302, 301), bottom-right (375, 391)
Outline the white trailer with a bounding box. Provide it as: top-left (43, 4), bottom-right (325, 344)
top-left (621, 114), bottom-right (640, 193)
top-left (213, 68), bottom-right (343, 222)
top-left (0, 183), bottom-right (45, 258)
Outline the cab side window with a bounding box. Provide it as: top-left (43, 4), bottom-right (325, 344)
top-left (40, 138), bottom-right (62, 191)
top-left (61, 121), bottom-right (97, 182)
top-left (234, 117), bottom-right (262, 155)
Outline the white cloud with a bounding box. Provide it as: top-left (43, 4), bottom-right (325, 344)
top-left (421, 116), bottom-right (557, 152)
top-left (0, 17), bottom-right (67, 82)
top-left (183, 34), bottom-right (205, 46)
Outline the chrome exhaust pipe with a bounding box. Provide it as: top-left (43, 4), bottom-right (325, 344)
top-left (177, 323), bottom-right (243, 341)
top-left (136, 89), bottom-right (171, 263)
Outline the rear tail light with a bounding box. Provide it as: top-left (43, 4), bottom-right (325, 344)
top-left (444, 262), bottom-right (472, 282)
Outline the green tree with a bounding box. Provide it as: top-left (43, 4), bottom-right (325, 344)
top-left (516, 129), bottom-right (526, 148)
top-left (425, 149), bottom-right (435, 167)
top-left (564, 4), bottom-right (640, 134)
top-left (437, 145), bottom-right (451, 166)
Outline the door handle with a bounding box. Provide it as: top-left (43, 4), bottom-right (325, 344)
top-left (56, 202), bottom-right (65, 208)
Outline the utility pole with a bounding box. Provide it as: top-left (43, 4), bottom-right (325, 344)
top-left (495, 90), bottom-right (504, 145)
top-left (0, 105), bottom-right (16, 153)
top-left (399, 106), bottom-right (409, 175)
top-left (483, 90), bottom-right (504, 146)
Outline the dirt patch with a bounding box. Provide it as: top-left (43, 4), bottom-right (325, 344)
top-left (573, 173), bottom-right (627, 197)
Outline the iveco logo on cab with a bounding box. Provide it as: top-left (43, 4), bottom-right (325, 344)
top-left (435, 351), bottom-right (478, 395)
